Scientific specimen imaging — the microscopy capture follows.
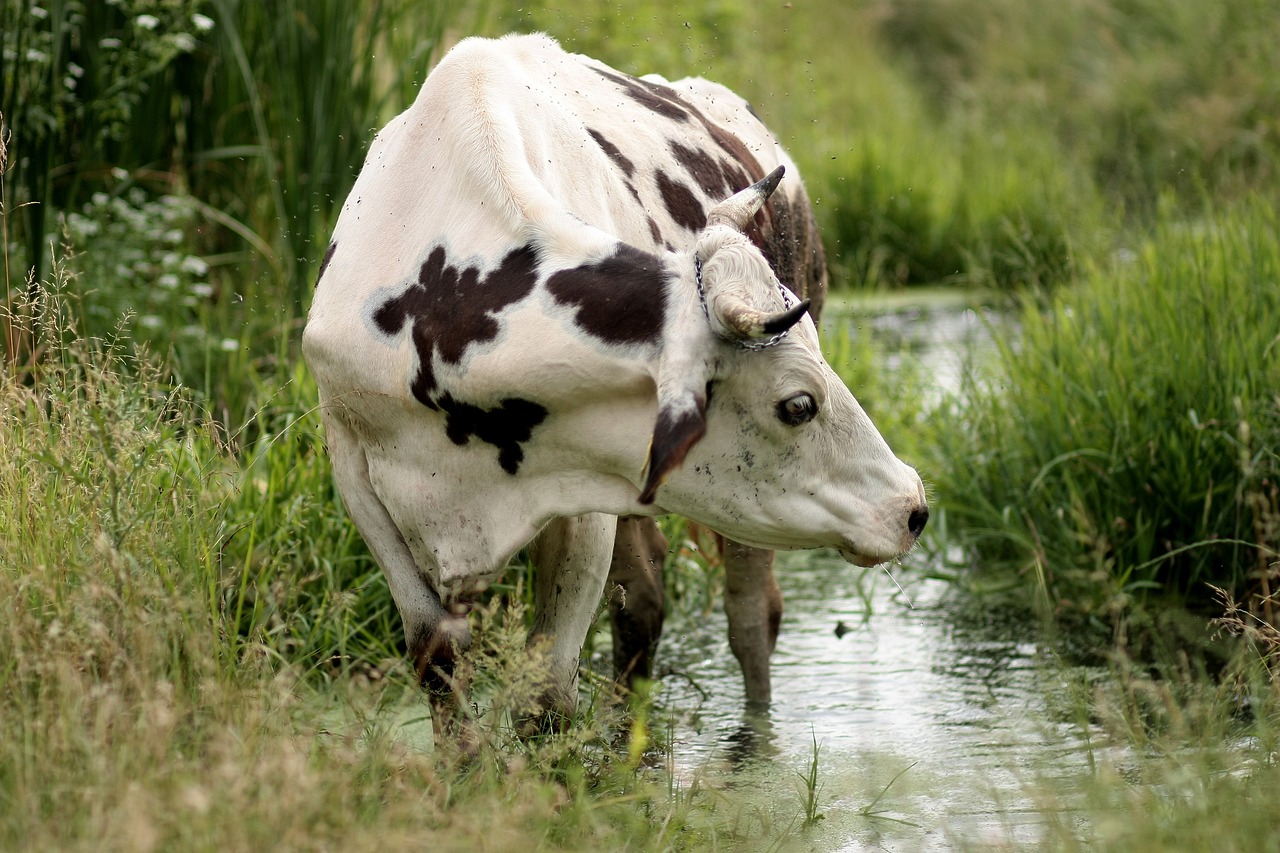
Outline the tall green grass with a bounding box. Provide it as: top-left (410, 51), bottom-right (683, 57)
top-left (879, 0), bottom-right (1280, 213)
top-left (929, 199), bottom-right (1280, 626)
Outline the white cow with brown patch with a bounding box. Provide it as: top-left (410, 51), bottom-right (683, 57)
top-left (303, 33), bottom-right (927, 732)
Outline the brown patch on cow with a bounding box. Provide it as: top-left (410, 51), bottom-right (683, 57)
top-left (546, 244), bottom-right (669, 346)
top-left (588, 128), bottom-right (636, 178)
top-left (754, 185), bottom-right (829, 321)
top-left (670, 139), bottom-right (730, 198)
top-left (702, 121), bottom-right (765, 186)
top-left (373, 244), bottom-right (540, 405)
top-left (640, 396), bottom-right (707, 505)
top-left (437, 392), bottom-right (548, 475)
top-left (646, 216), bottom-right (664, 246)
top-left (316, 240), bottom-right (337, 286)
top-left (372, 245), bottom-right (548, 474)
top-left (720, 159), bottom-right (752, 200)
top-left (655, 170), bottom-right (706, 233)
top-left (593, 67), bottom-right (691, 123)
top-left (622, 183), bottom-right (666, 246)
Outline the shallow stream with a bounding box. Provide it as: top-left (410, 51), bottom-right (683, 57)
top-left (655, 555), bottom-right (1096, 850)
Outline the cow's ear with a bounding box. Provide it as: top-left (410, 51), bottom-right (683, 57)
top-left (638, 392), bottom-right (707, 505)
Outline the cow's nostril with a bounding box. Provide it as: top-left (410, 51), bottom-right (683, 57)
top-left (907, 507), bottom-right (929, 539)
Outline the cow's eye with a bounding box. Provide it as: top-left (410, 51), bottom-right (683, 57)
top-left (777, 393), bottom-right (818, 426)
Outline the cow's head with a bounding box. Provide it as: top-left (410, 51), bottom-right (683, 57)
top-left (640, 167), bottom-right (928, 566)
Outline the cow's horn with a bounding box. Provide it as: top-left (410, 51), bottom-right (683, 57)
top-left (706, 165), bottom-right (785, 231)
top-left (709, 290), bottom-right (811, 343)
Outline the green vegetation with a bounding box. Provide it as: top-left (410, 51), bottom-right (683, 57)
top-left (930, 201), bottom-right (1280, 630)
top-left (5, 0), bottom-right (1280, 848)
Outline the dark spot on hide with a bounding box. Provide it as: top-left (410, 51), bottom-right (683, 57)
top-left (593, 68), bottom-right (691, 123)
top-left (587, 65), bottom-right (830, 324)
top-left (755, 186), bottom-right (829, 322)
top-left (656, 171), bottom-right (706, 233)
top-left (437, 393), bottom-right (548, 475)
top-left (669, 140), bottom-right (730, 199)
top-left (699, 120), bottom-right (765, 189)
top-left (546, 244), bottom-right (668, 346)
top-left (372, 245), bottom-right (546, 474)
top-left (639, 395), bottom-right (708, 505)
top-left (373, 244), bottom-right (540, 404)
top-left (588, 128), bottom-right (635, 178)
top-left (647, 216), bottom-right (663, 245)
top-left (317, 241), bottom-right (337, 285)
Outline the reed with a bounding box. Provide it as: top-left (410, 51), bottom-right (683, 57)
top-left (929, 198), bottom-right (1280, 625)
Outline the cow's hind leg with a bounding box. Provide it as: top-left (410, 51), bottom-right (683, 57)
top-left (525, 513), bottom-right (616, 730)
top-left (723, 540), bottom-right (783, 706)
top-left (320, 406), bottom-right (472, 742)
top-left (606, 516), bottom-right (668, 689)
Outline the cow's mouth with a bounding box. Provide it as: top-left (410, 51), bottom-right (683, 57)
top-left (837, 547), bottom-right (892, 568)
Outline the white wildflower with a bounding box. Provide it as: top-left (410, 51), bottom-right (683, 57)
top-left (139, 315), bottom-right (164, 330)
top-left (190, 283), bottom-right (214, 299)
top-left (135, 14), bottom-right (159, 30)
top-left (220, 338), bottom-right (240, 352)
top-left (158, 273), bottom-right (180, 289)
top-left (180, 256), bottom-right (209, 275)
top-left (99, 38), bottom-right (122, 49)
top-left (192, 13), bottom-right (215, 32)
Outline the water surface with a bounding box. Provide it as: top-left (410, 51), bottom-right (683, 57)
top-left (655, 552), bottom-right (1094, 850)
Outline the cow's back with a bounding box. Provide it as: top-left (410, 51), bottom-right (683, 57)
top-left (307, 34), bottom-right (827, 406)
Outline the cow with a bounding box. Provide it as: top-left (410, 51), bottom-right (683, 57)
top-left (303, 33), bottom-right (928, 734)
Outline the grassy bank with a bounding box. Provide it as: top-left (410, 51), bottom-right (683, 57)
top-left (928, 199), bottom-right (1280, 637)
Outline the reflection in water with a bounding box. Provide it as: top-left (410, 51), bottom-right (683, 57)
top-left (721, 705), bottom-right (778, 771)
top-left (655, 553), bottom-right (1094, 848)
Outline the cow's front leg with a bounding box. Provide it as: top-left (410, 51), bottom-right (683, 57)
top-left (319, 405), bottom-right (475, 744)
top-left (605, 516), bottom-right (668, 689)
top-left (723, 540), bottom-right (782, 706)
top-left (525, 512), bottom-right (616, 730)
top-left (411, 607), bottom-right (474, 744)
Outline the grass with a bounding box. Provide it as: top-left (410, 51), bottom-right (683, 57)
top-left (927, 198), bottom-right (1280, 631)
top-left (796, 730), bottom-right (826, 828)
top-left (1008, 630), bottom-right (1280, 853)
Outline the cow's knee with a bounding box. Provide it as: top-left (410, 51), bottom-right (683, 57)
top-left (607, 516), bottom-right (667, 687)
top-left (412, 612), bottom-right (473, 696)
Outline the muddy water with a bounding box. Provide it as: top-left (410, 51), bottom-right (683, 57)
top-left (651, 298), bottom-right (1096, 849)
